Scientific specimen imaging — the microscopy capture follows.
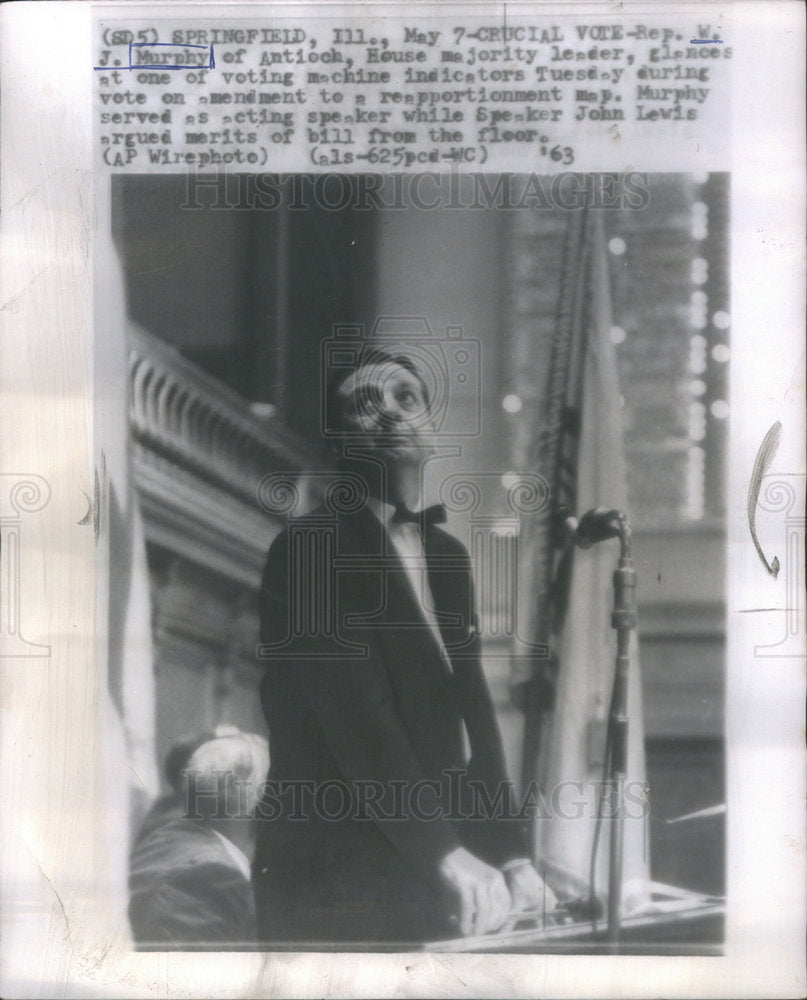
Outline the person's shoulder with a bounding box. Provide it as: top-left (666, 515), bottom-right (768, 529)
top-left (261, 502), bottom-right (361, 587)
top-left (131, 817), bottom-right (221, 871)
top-left (264, 502), bottom-right (371, 554)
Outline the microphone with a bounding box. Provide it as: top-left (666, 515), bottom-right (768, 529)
top-left (556, 506), bottom-right (623, 549)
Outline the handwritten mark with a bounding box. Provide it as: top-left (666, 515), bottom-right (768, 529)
top-left (689, 39), bottom-right (724, 44)
top-left (747, 420), bottom-right (782, 578)
top-left (78, 464), bottom-right (102, 542)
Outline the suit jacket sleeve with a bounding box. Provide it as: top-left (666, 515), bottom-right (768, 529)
top-left (448, 545), bottom-right (532, 867)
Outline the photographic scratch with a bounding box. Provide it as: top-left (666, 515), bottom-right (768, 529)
top-left (22, 838), bottom-right (76, 952)
top-left (123, 759), bottom-right (148, 793)
top-left (747, 420), bottom-right (782, 578)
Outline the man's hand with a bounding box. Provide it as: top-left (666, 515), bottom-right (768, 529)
top-left (438, 846), bottom-right (511, 937)
top-left (503, 861), bottom-right (558, 915)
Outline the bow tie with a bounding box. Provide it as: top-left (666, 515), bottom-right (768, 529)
top-left (391, 503), bottom-right (447, 527)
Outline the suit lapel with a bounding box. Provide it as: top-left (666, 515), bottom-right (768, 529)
top-left (340, 505), bottom-right (448, 642)
top-left (336, 505), bottom-right (461, 770)
top-left (338, 507), bottom-right (475, 657)
top-left (422, 524), bottom-right (477, 662)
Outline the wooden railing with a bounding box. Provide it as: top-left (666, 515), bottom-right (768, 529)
top-left (128, 323), bottom-right (318, 509)
top-left (127, 324), bottom-right (328, 591)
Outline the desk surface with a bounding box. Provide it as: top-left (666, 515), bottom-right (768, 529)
top-left (422, 893), bottom-right (725, 954)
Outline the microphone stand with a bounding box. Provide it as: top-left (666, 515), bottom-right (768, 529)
top-left (552, 507), bottom-right (639, 947)
top-left (604, 511), bottom-right (637, 948)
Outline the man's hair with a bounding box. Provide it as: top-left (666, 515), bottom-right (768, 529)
top-left (182, 730), bottom-right (270, 820)
top-left (325, 346), bottom-right (431, 436)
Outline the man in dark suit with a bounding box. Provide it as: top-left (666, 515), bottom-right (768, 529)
top-left (130, 729), bottom-right (269, 948)
top-left (252, 347), bottom-right (556, 947)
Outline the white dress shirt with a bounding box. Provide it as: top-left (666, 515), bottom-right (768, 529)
top-left (366, 496), bottom-right (453, 674)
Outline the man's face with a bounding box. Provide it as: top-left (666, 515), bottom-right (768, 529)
top-left (336, 360), bottom-right (436, 464)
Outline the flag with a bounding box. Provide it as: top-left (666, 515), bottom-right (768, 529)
top-left (522, 209), bottom-right (651, 913)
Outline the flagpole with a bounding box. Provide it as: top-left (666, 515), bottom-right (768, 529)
top-left (521, 208), bottom-right (651, 921)
top-left (518, 209), bottom-right (588, 796)
top-left (606, 512), bottom-right (637, 946)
